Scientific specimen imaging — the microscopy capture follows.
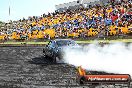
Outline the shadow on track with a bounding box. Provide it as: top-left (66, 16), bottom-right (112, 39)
top-left (28, 55), bottom-right (115, 74)
top-left (28, 55), bottom-right (65, 66)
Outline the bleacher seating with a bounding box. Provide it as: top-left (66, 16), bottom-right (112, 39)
top-left (0, 0), bottom-right (131, 40)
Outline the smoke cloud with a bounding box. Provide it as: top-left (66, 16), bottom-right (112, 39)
top-left (63, 43), bottom-right (132, 76)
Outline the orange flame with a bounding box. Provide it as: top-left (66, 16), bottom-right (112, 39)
top-left (78, 66), bottom-right (86, 76)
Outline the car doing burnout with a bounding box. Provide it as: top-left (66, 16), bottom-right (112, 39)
top-left (43, 39), bottom-right (80, 63)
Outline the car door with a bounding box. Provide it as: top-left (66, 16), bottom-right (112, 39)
top-left (45, 40), bottom-right (56, 57)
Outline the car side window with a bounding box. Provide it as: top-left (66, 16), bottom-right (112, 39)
top-left (48, 41), bottom-right (55, 48)
top-left (48, 41), bottom-right (52, 46)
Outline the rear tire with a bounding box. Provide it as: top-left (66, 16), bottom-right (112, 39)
top-left (43, 49), bottom-right (47, 58)
top-left (53, 58), bottom-right (56, 63)
top-left (52, 55), bottom-right (59, 63)
top-left (53, 54), bottom-right (62, 63)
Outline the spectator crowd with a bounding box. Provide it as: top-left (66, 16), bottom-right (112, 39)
top-left (0, 0), bottom-right (131, 40)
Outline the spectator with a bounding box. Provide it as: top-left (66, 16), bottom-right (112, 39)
top-left (0, 0), bottom-right (131, 41)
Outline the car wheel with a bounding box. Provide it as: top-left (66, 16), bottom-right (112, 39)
top-left (43, 49), bottom-right (46, 57)
top-left (43, 53), bottom-right (46, 58)
top-left (53, 55), bottom-right (57, 63)
top-left (53, 58), bottom-right (56, 63)
top-left (53, 55), bottom-right (60, 63)
top-left (43, 49), bottom-right (50, 60)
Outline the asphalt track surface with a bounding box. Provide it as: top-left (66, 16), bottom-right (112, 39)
top-left (0, 46), bottom-right (131, 88)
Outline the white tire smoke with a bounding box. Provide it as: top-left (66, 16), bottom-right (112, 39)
top-left (63, 43), bottom-right (132, 76)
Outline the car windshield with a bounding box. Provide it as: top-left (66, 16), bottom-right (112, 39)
top-left (56, 40), bottom-right (77, 47)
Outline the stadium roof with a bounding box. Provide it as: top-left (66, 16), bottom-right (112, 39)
top-left (55, 0), bottom-right (109, 11)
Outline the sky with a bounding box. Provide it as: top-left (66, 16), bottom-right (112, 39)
top-left (0, 0), bottom-right (77, 22)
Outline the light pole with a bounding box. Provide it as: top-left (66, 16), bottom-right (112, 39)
top-left (8, 0), bottom-right (11, 22)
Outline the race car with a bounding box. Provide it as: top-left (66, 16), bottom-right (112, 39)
top-left (77, 66), bottom-right (131, 87)
top-left (43, 39), bottom-right (80, 63)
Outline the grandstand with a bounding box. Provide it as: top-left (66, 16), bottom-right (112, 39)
top-left (0, 0), bottom-right (131, 41)
top-left (55, 0), bottom-right (109, 12)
